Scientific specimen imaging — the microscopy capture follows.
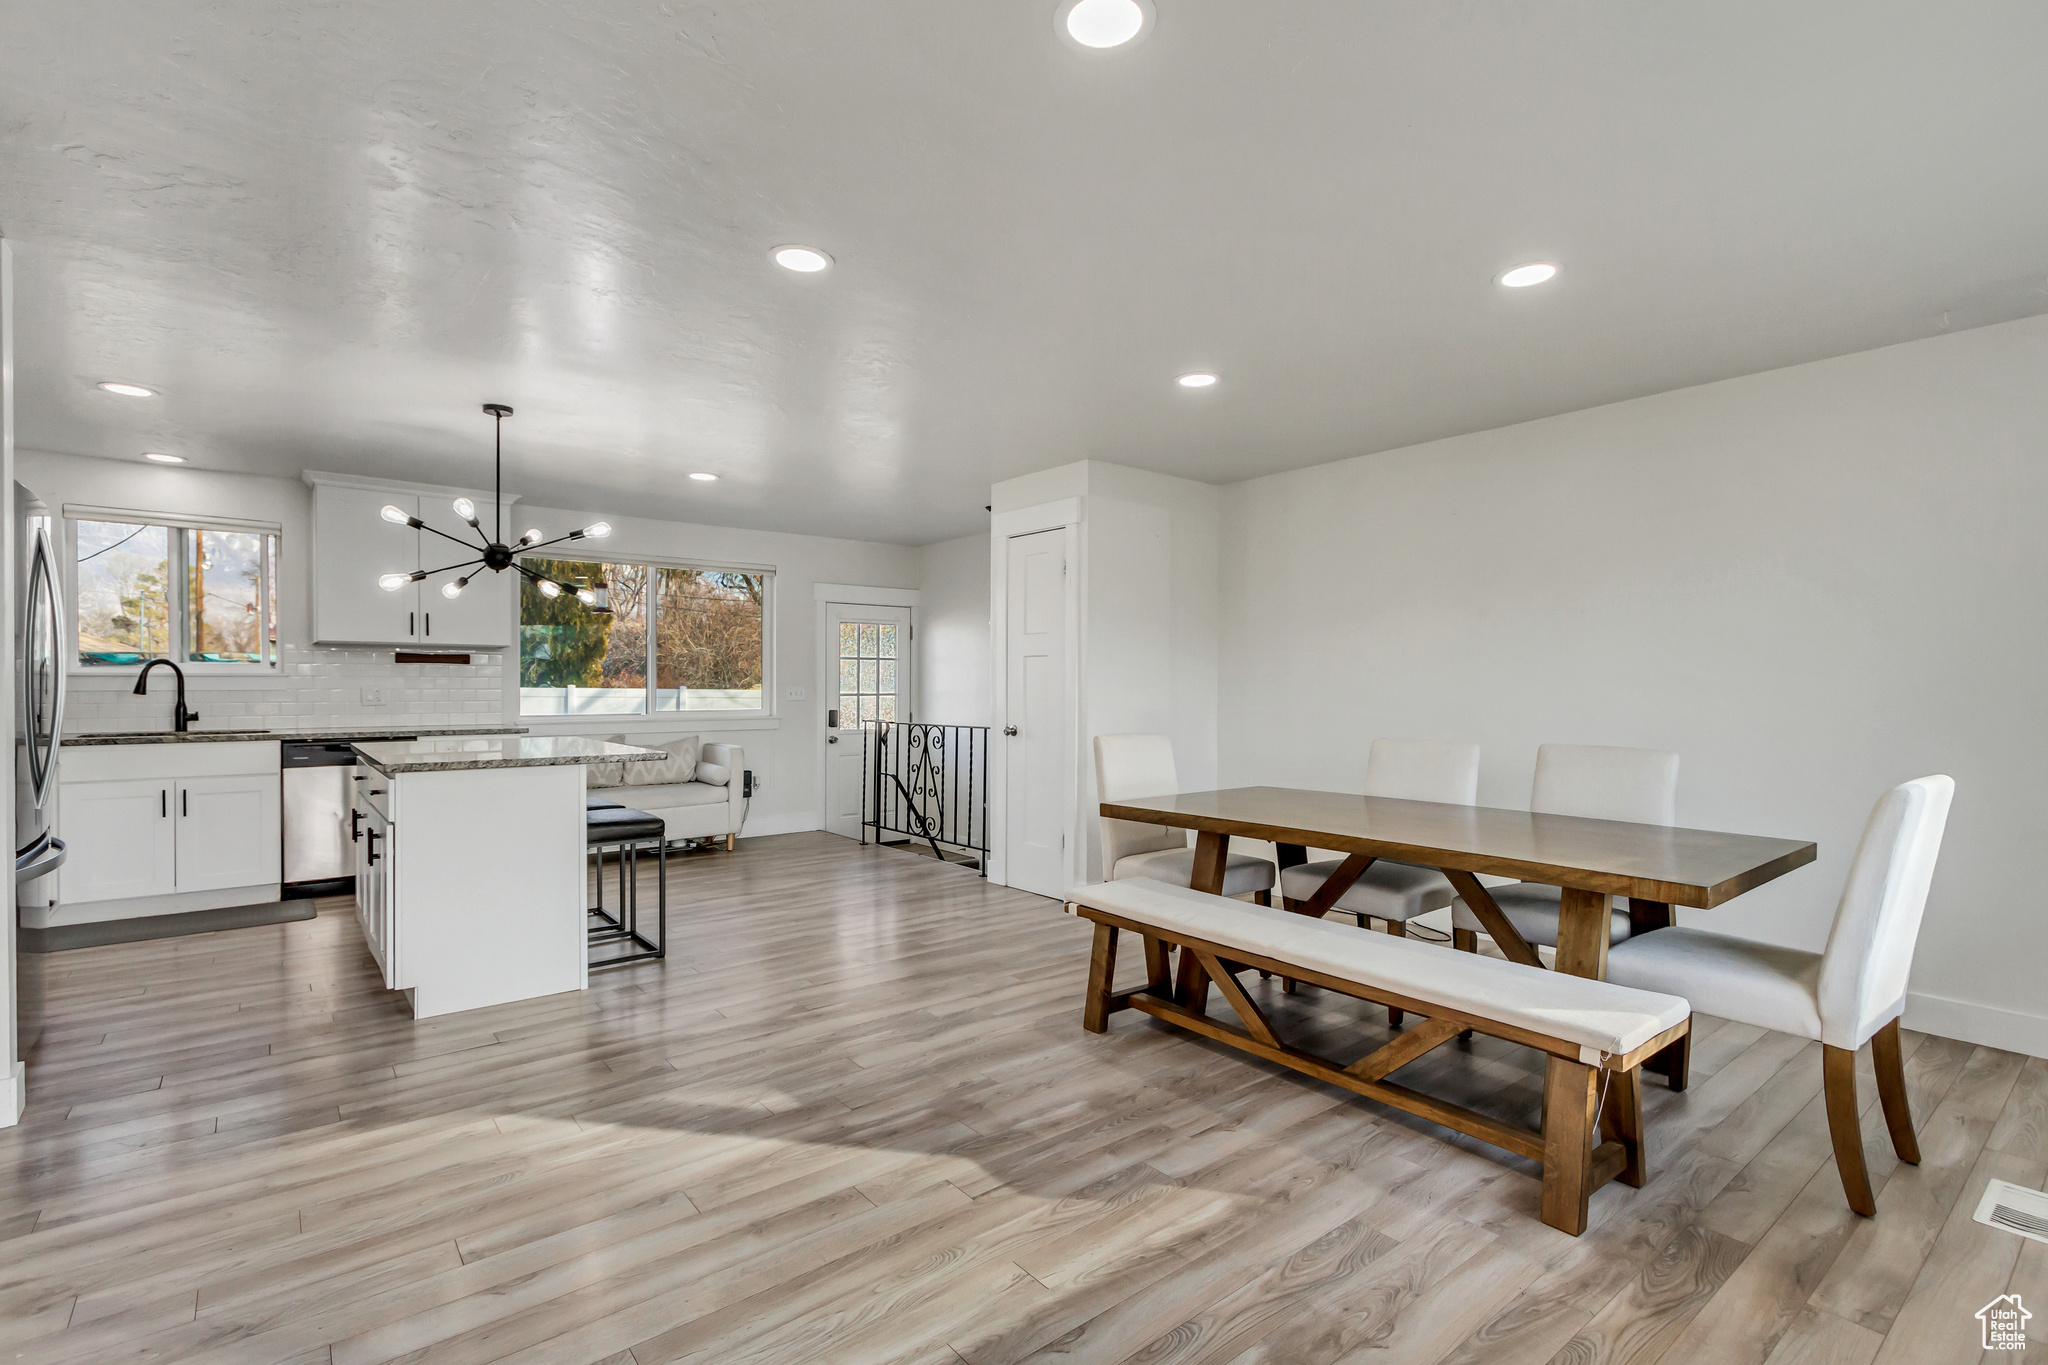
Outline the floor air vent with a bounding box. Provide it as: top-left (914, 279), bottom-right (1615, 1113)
top-left (1973, 1178), bottom-right (2048, 1244)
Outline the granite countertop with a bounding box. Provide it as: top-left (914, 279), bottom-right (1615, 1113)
top-left (65, 726), bottom-right (529, 748)
top-left (352, 735), bottom-right (663, 776)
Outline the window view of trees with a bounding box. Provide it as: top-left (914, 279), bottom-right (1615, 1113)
top-left (76, 521), bottom-right (171, 663)
top-left (77, 519), bottom-right (276, 667)
top-left (654, 568), bottom-right (764, 711)
top-left (185, 528), bottom-right (266, 662)
top-left (520, 558), bottom-right (766, 715)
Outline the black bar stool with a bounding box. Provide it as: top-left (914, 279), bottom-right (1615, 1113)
top-left (586, 806), bottom-right (666, 967)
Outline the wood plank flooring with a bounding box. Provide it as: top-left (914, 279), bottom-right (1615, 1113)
top-left (0, 831), bottom-right (2038, 1364)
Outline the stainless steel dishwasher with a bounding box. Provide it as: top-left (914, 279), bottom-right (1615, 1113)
top-left (282, 741), bottom-right (360, 898)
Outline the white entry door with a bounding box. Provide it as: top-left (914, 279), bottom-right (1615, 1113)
top-left (1003, 530), bottom-right (1069, 897)
top-left (823, 603), bottom-right (912, 839)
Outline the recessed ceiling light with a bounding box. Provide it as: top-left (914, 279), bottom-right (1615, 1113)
top-left (1057, 0), bottom-right (1153, 49)
top-left (688, 472), bottom-right (719, 482)
top-left (1498, 262), bottom-right (1559, 288)
top-left (1177, 372), bottom-right (1219, 389)
top-left (98, 381), bottom-right (156, 398)
top-left (143, 452), bottom-right (186, 464)
top-left (772, 245), bottom-right (833, 273)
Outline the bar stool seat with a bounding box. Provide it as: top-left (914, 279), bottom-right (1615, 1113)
top-left (586, 807), bottom-right (667, 967)
top-left (586, 795), bottom-right (625, 811)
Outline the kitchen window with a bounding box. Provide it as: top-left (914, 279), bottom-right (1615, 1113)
top-left (69, 510), bottom-right (280, 669)
top-left (518, 556), bottom-right (770, 717)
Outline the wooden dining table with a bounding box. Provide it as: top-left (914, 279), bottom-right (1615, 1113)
top-left (1100, 786), bottom-right (1817, 1081)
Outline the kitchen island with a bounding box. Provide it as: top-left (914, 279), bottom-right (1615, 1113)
top-left (350, 735), bottom-right (661, 1018)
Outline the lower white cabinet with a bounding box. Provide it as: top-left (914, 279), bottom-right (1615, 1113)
top-left (57, 779), bottom-right (179, 902)
top-left (56, 741), bottom-right (283, 913)
top-left (175, 775), bottom-right (288, 892)
top-left (353, 791), bottom-right (398, 987)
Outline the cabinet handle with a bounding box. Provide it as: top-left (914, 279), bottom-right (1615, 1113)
top-left (424, 612), bottom-right (430, 637)
top-left (366, 828), bottom-right (381, 866)
top-left (161, 788), bottom-right (167, 818)
top-left (409, 610), bottom-right (415, 637)
top-left (350, 808), bottom-right (362, 843)
top-left (182, 788), bottom-right (188, 818)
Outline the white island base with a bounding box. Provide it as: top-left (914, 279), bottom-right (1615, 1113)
top-left (352, 736), bottom-right (659, 1018)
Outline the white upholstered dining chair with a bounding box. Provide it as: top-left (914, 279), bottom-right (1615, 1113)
top-left (1604, 774), bottom-right (1953, 1215)
top-left (1093, 734), bottom-right (1276, 901)
top-left (1280, 738), bottom-right (1479, 1022)
top-left (1451, 743), bottom-right (1679, 952)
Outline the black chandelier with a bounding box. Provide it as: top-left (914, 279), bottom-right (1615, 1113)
top-left (377, 403), bottom-right (613, 610)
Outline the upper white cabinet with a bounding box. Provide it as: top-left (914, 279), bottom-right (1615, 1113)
top-left (307, 474), bottom-right (514, 648)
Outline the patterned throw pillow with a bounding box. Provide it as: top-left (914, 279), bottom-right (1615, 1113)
top-left (622, 735), bottom-right (702, 787)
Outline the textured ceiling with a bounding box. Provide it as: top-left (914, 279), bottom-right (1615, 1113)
top-left (4, 1), bottom-right (2047, 544)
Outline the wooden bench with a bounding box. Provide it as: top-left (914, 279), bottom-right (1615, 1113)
top-left (1068, 877), bottom-right (1692, 1235)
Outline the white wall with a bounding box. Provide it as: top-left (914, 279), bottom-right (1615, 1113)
top-left (1218, 311), bottom-right (2048, 1056)
top-left (507, 501), bottom-right (921, 836)
top-left (916, 531), bottom-right (990, 727)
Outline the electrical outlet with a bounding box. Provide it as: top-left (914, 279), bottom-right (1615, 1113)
top-left (361, 688), bottom-right (385, 706)
top-left (785, 686), bottom-right (805, 701)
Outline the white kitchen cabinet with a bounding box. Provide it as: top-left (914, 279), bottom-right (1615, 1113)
top-left (175, 775), bottom-right (287, 892)
top-left (57, 778), bottom-right (178, 902)
top-left (54, 741), bottom-right (282, 917)
top-left (312, 486), bottom-right (422, 645)
top-left (353, 786), bottom-right (397, 987)
top-left (308, 476), bottom-right (514, 648)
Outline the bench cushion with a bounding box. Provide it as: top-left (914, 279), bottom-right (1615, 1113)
top-left (1070, 877), bottom-right (1689, 1061)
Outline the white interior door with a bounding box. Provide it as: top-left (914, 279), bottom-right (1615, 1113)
top-left (823, 603), bottom-right (911, 840)
top-left (1003, 530), bottom-right (1069, 897)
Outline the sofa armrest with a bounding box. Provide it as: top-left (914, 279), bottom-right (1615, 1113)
top-left (702, 742), bottom-right (743, 776)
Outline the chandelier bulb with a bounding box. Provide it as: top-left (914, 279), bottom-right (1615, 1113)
top-left (441, 578), bottom-right (466, 599)
top-left (576, 587), bottom-right (597, 606)
top-left (521, 528), bottom-right (542, 545)
top-left (583, 521), bottom-right (612, 539)
top-left (378, 573), bottom-right (411, 592)
top-left (538, 579), bottom-right (561, 598)
top-left (379, 504), bottom-right (411, 525)
top-left (452, 496), bottom-right (476, 521)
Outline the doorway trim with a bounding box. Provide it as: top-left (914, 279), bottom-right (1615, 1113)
top-left (987, 499), bottom-right (1082, 891)
top-left (813, 585), bottom-right (920, 836)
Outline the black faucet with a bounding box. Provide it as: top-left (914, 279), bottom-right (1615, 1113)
top-left (133, 659), bottom-right (199, 732)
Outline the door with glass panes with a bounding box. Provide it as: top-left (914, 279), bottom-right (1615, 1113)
top-left (824, 604), bottom-right (911, 839)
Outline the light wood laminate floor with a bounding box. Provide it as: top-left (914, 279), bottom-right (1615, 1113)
top-left (2, 832), bottom-right (2041, 1365)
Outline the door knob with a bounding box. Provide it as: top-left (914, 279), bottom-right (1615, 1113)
top-left (1004, 726), bottom-right (1019, 736)
top-left (828, 735), bottom-right (838, 744)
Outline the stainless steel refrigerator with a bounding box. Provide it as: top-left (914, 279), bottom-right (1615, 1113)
top-left (15, 484), bottom-right (63, 889)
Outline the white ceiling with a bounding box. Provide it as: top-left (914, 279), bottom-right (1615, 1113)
top-left (4, 2), bottom-right (2047, 545)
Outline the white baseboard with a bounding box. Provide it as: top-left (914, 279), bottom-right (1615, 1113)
top-left (1906, 991), bottom-right (2048, 1061)
top-left (1, 1061), bottom-right (23, 1128)
top-left (738, 813), bottom-right (823, 839)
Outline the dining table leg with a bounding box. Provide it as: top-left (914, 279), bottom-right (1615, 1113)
top-left (1624, 897), bottom-right (1688, 1088)
top-left (1552, 888), bottom-right (1613, 980)
top-left (1176, 831), bottom-right (1230, 1012)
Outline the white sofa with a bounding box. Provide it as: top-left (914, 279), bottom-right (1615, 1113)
top-left (588, 736), bottom-right (747, 848)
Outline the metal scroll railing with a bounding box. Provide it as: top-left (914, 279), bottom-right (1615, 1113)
top-left (861, 722), bottom-right (990, 875)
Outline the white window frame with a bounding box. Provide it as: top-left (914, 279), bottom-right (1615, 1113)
top-left (517, 552), bottom-right (775, 724)
top-left (64, 505), bottom-right (283, 677)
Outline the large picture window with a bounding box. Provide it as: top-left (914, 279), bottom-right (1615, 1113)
top-left (519, 556), bottom-right (768, 716)
top-left (73, 514), bottom-right (279, 668)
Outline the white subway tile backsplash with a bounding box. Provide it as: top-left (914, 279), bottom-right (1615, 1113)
top-left (64, 643), bottom-right (509, 737)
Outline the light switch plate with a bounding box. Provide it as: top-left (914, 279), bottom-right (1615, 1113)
top-left (361, 688), bottom-right (385, 706)
top-left (785, 686), bottom-right (805, 701)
